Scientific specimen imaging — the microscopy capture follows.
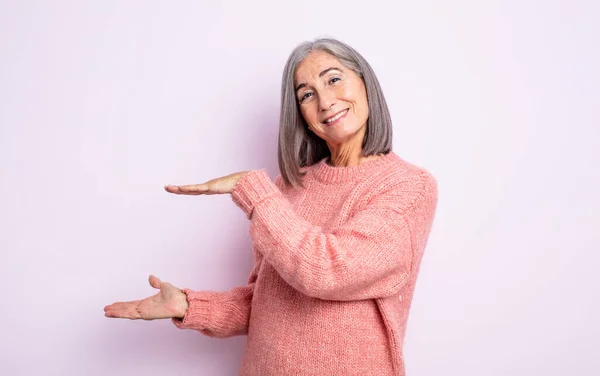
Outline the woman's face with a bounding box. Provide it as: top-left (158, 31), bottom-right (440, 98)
top-left (294, 51), bottom-right (369, 149)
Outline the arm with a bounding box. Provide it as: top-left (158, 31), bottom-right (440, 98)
top-left (231, 169), bottom-right (438, 301)
top-left (171, 250), bottom-right (263, 338)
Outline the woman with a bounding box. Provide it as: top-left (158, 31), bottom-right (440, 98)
top-left (104, 37), bottom-right (438, 375)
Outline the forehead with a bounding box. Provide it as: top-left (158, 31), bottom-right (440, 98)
top-left (294, 51), bottom-right (343, 82)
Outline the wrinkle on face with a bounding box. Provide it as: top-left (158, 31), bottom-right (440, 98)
top-left (294, 50), bottom-right (371, 167)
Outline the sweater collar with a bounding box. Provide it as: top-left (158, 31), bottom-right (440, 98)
top-left (309, 151), bottom-right (400, 184)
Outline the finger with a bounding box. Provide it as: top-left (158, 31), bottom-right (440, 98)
top-left (123, 306), bottom-right (142, 320)
top-left (104, 301), bottom-right (143, 319)
top-left (104, 300), bottom-right (140, 312)
top-left (105, 309), bottom-right (130, 318)
top-left (104, 307), bottom-right (135, 319)
top-left (149, 275), bottom-right (162, 289)
top-left (105, 307), bottom-right (141, 319)
top-left (164, 184), bottom-right (208, 195)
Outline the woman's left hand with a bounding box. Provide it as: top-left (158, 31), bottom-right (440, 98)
top-left (164, 171), bottom-right (251, 195)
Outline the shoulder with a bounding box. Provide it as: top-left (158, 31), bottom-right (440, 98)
top-left (374, 154), bottom-right (437, 196)
top-left (366, 155), bottom-right (438, 213)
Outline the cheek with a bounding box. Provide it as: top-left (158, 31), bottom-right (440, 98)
top-left (346, 89), bottom-right (368, 119)
top-left (300, 106), bottom-right (318, 126)
top-left (360, 97), bottom-right (369, 118)
top-left (343, 85), bottom-right (366, 109)
top-left (356, 88), bottom-right (369, 119)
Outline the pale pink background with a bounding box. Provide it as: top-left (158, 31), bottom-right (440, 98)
top-left (1, 1), bottom-right (599, 375)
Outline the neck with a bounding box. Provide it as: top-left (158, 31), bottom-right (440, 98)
top-left (328, 150), bottom-right (362, 167)
top-left (327, 127), bottom-right (370, 167)
top-left (311, 150), bottom-right (397, 185)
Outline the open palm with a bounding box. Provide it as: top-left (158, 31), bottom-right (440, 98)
top-left (104, 275), bottom-right (188, 320)
top-left (164, 171), bottom-right (250, 195)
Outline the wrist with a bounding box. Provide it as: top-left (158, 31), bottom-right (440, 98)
top-left (230, 171), bottom-right (252, 193)
top-left (176, 289), bottom-right (189, 319)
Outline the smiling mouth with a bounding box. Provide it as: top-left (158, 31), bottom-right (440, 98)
top-left (323, 109), bottom-right (349, 124)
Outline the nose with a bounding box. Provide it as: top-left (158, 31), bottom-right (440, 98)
top-left (318, 89), bottom-right (336, 111)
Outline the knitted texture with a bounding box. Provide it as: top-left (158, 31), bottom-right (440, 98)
top-left (172, 152), bottom-right (438, 375)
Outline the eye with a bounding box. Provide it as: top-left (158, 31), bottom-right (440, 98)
top-left (300, 92), bottom-right (313, 102)
top-left (329, 76), bottom-right (341, 84)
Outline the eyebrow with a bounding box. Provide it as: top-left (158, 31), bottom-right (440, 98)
top-left (295, 66), bottom-right (343, 93)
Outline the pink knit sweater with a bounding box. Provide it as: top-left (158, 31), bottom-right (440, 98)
top-left (172, 151), bottom-right (438, 375)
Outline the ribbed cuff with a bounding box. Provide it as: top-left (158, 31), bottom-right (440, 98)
top-left (171, 288), bottom-right (212, 330)
top-left (231, 169), bottom-right (279, 219)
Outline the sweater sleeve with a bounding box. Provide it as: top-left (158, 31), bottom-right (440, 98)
top-left (171, 250), bottom-right (263, 338)
top-left (230, 169), bottom-right (438, 301)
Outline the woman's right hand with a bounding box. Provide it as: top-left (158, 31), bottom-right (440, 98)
top-left (104, 275), bottom-right (189, 320)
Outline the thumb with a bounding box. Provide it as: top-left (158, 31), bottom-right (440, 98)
top-left (149, 275), bottom-right (162, 289)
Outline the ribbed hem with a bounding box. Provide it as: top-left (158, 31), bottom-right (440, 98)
top-left (230, 169), bottom-right (279, 219)
top-left (171, 288), bottom-right (212, 329)
top-left (310, 151), bottom-right (400, 184)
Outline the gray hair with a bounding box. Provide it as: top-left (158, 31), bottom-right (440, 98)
top-left (277, 37), bottom-right (393, 189)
